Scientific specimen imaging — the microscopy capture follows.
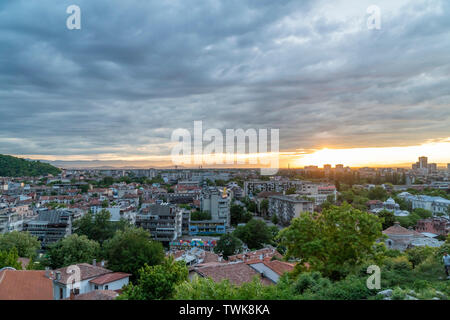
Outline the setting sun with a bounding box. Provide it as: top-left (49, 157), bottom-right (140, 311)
top-left (293, 140), bottom-right (450, 168)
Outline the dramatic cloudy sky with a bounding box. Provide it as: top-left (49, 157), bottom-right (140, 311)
top-left (0, 0), bottom-right (449, 167)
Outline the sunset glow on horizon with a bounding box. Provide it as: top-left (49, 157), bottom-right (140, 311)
top-left (14, 138), bottom-right (450, 169)
top-left (292, 139), bottom-right (450, 168)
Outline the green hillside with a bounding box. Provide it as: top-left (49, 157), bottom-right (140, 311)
top-left (0, 154), bottom-right (61, 177)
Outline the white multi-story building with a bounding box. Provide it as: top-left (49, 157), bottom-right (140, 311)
top-left (244, 180), bottom-right (304, 196)
top-left (200, 187), bottom-right (231, 227)
top-left (397, 192), bottom-right (450, 216)
top-left (268, 195), bottom-right (314, 226)
top-left (135, 202), bottom-right (183, 243)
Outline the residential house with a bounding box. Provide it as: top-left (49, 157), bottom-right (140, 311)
top-left (52, 262), bottom-right (130, 300)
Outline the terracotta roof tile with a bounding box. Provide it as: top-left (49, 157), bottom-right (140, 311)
top-left (89, 272), bottom-right (130, 285)
top-left (194, 262), bottom-right (273, 286)
top-left (0, 270), bottom-right (53, 300)
top-left (54, 263), bottom-right (112, 284)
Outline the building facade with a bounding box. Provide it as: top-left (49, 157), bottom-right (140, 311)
top-left (268, 195), bottom-right (314, 225)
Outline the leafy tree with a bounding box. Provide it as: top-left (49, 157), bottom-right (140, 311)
top-left (245, 200), bottom-right (257, 213)
top-left (406, 246), bottom-right (436, 269)
top-left (230, 204), bottom-right (245, 226)
top-left (0, 247), bottom-right (22, 270)
top-left (278, 203), bottom-right (383, 279)
top-left (74, 210), bottom-right (127, 244)
top-left (214, 233), bottom-right (242, 258)
top-left (174, 277), bottom-right (239, 300)
top-left (118, 257), bottom-right (188, 300)
top-left (286, 187), bottom-right (296, 195)
top-left (412, 208), bottom-right (432, 219)
top-left (79, 184), bottom-right (89, 193)
top-left (233, 219), bottom-right (272, 250)
top-left (271, 213), bottom-right (279, 225)
top-left (351, 195), bottom-right (370, 211)
top-left (397, 212), bottom-right (422, 229)
top-left (100, 176), bottom-right (114, 187)
top-left (260, 199), bottom-right (269, 216)
top-left (368, 186), bottom-right (388, 201)
top-left (103, 227), bottom-right (164, 278)
top-left (0, 231), bottom-right (41, 258)
top-left (190, 211), bottom-right (212, 221)
top-left (377, 210), bottom-right (396, 229)
top-left (46, 234), bottom-right (101, 269)
top-left (0, 154), bottom-right (61, 177)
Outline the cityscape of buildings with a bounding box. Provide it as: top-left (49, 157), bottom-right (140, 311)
top-left (0, 155), bottom-right (449, 300)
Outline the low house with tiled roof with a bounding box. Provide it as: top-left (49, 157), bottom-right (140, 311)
top-left (191, 262), bottom-right (273, 286)
top-left (382, 222), bottom-right (423, 251)
top-left (382, 222), bottom-right (443, 251)
top-left (228, 247), bottom-right (282, 263)
top-left (52, 262), bottom-right (130, 300)
top-left (0, 270), bottom-right (53, 300)
top-left (246, 258), bottom-right (295, 284)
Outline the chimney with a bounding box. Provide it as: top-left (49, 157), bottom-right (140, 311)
top-left (101, 260), bottom-right (105, 267)
top-left (55, 271), bottom-right (61, 281)
top-left (92, 259), bottom-right (96, 266)
top-left (45, 267), bottom-right (50, 278)
top-left (259, 254), bottom-right (263, 260)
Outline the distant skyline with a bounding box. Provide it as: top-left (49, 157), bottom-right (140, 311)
top-left (1, 0), bottom-right (450, 166)
top-left (14, 140), bottom-right (450, 169)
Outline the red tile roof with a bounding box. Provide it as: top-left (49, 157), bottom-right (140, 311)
top-left (0, 270), bottom-right (53, 300)
top-left (54, 263), bottom-right (112, 284)
top-left (247, 259), bottom-right (295, 275)
top-left (383, 223), bottom-right (423, 236)
top-left (89, 272), bottom-right (130, 285)
top-left (194, 262), bottom-right (273, 286)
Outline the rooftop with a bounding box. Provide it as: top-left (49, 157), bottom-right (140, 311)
top-left (0, 270), bottom-right (53, 300)
top-left (54, 263), bottom-right (112, 284)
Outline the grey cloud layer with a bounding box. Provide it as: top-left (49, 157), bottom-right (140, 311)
top-left (0, 0), bottom-right (449, 157)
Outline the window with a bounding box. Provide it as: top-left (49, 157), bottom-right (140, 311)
top-left (94, 285), bottom-right (98, 290)
top-left (105, 285), bottom-right (109, 290)
top-left (59, 288), bottom-right (63, 299)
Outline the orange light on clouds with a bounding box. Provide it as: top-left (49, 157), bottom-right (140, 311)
top-left (15, 138), bottom-right (450, 169)
top-left (294, 139), bottom-right (450, 167)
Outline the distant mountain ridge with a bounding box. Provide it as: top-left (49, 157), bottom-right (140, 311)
top-left (0, 154), bottom-right (61, 177)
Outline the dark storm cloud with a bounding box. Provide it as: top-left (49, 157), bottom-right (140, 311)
top-left (0, 0), bottom-right (449, 158)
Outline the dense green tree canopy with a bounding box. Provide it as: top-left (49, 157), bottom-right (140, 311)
top-left (233, 219), bottom-right (273, 250)
top-left (73, 210), bottom-right (129, 244)
top-left (190, 211), bottom-right (211, 221)
top-left (278, 203), bottom-right (383, 279)
top-left (0, 231), bottom-right (41, 258)
top-left (103, 227), bottom-right (164, 278)
top-left (0, 248), bottom-right (22, 270)
top-left (46, 234), bottom-right (101, 269)
top-left (0, 154), bottom-right (61, 177)
top-left (230, 204), bottom-right (252, 226)
top-left (214, 233), bottom-right (242, 258)
top-left (377, 210), bottom-right (396, 229)
top-left (118, 257), bottom-right (188, 300)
